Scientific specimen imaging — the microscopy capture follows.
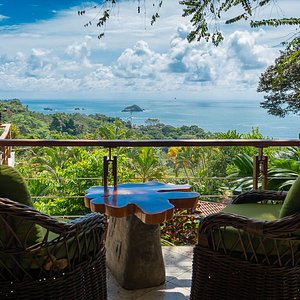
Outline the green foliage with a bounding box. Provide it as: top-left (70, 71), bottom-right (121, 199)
top-left (251, 17), bottom-right (300, 28)
top-left (227, 153), bottom-right (254, 191)
top-left (137, 124), bottom-right (207, 139)
top-left (166, 146), bottom-right (222, 196)
top-left (226, 146), bottom-right (300, 192)
top-left (95, 120), bottom-right (137, 140)
top-left (34, 197), bottom-right (88, 216)
top-left (145, 118), bottom-right (160, 126)
top-left (0, 99), bottom-right (125, 138)
top-left (79, 0), bottom-right (164, 40)
top-left (126, 147), bottom-right (166, 182)
top-left (72, 0), bottom-right (283, 59)
top-left (209, 128), bottom-right (264, 179)
top-left (268, 147), bottom-right (300, 190)
top-left (18, 147), bottom-right (107, 214)
top-left (258, 37), bottom-right (300, 117)
top-left (180, 0), bottom-right (300, 45)
top-left (78, 0), bottom-right (299, 46)
top-left (17, 144), bottom-right (135, 215)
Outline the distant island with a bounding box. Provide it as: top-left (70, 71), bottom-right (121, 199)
top-left (122, 104), bottom-right (144, 113)
top-left (122, 104), bottom-right (144, 127)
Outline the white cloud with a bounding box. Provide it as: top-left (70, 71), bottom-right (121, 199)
top-left (113, 41), bottom-right (167, 79)
top-left (226, 30), bottom-right (275, 69)
top-left (66, 40), bottom-right (91, 59)
top-left (0, 14), bottom-right (8, 21)
top-left (0, 0), bottom-right (290, 100)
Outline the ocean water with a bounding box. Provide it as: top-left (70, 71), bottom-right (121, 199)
top-left (22, 99), bottom-right (300, 139)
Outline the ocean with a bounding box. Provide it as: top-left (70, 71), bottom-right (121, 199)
top-left (22, 98), bottom-right (300, 139)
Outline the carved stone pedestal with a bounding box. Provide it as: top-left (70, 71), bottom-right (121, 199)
top-left (105, 216), bottom-right (165, 290)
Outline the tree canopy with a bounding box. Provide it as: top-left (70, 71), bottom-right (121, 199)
top-left (258, 37), bottom-right (300, 117)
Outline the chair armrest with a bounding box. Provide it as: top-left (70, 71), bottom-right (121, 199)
top-left (232, 190), bottom-right (288, 204)
top-left (198, 211), bottom-right (300, 239)
top-left (0, 197), bottom-right (106, 278)
top-left (0, 198), bottom-right (106, 248)
top-left (0, 197), bottom-right (105, 236)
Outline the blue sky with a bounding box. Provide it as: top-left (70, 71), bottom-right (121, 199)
top-left (0, 1), bottom-right (299, 102)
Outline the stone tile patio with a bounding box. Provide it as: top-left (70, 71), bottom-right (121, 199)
top-left (107, 246), bottom-right (193, 300)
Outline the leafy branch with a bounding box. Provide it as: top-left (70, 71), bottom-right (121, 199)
top-left (257, 36), bottom-right (300, 117)
top-left (78, 0), bottom-right (163, 40)
top-left (180, 0), bottom-right (300, 45)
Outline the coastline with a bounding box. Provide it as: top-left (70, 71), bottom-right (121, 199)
top-left (22, 98), bottom-right (300, 139)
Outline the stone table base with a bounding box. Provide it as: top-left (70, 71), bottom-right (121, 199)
top-left (105, 215), bottom-right (165, 290)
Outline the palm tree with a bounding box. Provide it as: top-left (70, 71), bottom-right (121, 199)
top-left (227, 148), bottom-right (300, 192)
top-left (227, 153), bottom-right (254, 191)
top-left (126, 147), bottom-right (165, 182)
top-left (95, 120), bottom-right (136, 155)
top-left (268, 147), bottom-right (300, 190)
top-left (31, 147), bottom-right (80, 182)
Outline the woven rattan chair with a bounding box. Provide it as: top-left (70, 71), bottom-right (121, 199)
top-left (0, 197), bottom-right (107, 300)
top-left (190, 189), bottom-right (300, 300)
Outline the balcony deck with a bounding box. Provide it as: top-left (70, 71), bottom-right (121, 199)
top-left (107, 246), bottom-right (193, 300)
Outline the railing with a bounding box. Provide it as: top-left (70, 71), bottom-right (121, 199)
top-left (0, 138), bottom-right (300, 183)
top-left (0, 123), bottom-right (300, 192)
top-left (0, 137), bottom-right (300, 189)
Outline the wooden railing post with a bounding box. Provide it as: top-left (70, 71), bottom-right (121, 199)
top-left (0, 124), bottom-right (12, 165)
top-left (253, 155), bottom-right (259, 190)
top-left (103, 148), bottom-right (118, 189)
top-left (253, 148), bottom-right (268, 190)
top-left (113, 155), bottom-right (118, 188)
top-left (103, 155), bottom-right (109, 189)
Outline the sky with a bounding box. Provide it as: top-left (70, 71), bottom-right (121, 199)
top-left (0, 0), bottom-right (299, 102)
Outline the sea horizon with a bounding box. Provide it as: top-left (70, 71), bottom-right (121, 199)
top-left (21, 98), bottom-right (300, 139)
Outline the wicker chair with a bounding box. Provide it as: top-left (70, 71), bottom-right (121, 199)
top-left (0, 197), bottom-right (107, 300)
top-left (190, 190), bottom-right (300, 300)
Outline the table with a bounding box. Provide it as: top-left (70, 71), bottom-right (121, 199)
top-left (85, 181), bottom-right (199, 290)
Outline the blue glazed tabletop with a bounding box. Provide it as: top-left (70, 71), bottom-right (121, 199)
top-left (85, 181), bottom-right (200, 224)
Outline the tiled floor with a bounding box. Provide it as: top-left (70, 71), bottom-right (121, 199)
top-left (107, 246), bottom-right (193, 300)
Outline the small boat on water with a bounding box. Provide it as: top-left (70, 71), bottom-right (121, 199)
top-left (43, 107), bottom-right (53, 111)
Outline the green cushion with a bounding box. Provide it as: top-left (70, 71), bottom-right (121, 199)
top-left (0, 168), bottom-right (94, 271)
top-left (0, 165), bottom-right (42, 246)
top-left (213, 203), bottom-right (283, 254)
top-left (19, 223), bottom-right (96, 270)
top-left (0, 165), bottom-right (32, 206)
top-left (0, 216), bottom-right (88, 270)
top-left (279, 176), bottom-right (300, 218)
top-left (222, 203), bottom-right (282, 220)
top-left (20, 233), bottom-right (91, 270)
